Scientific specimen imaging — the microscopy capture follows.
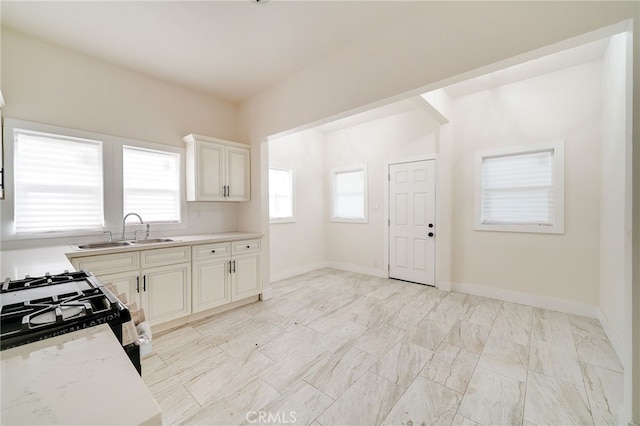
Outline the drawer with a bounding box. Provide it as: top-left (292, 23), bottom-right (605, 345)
top-left (141, 246), bottom-right (191, 267)
top-left (72, 252), bottom-right (139, 275)
top-left (193, 242), bottom-right (230, 260)
top-left (232, 239), bottom-right (261, 255)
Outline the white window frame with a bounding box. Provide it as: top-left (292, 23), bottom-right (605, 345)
top-left (123, 145), bottom-right (182, 224)
top-left (269, 167), bottom-right (295, 224)
top-left (1, 118), bottom-right (187, 241)
top-left (474, 141), bottom-right (565, 234)
top-left (13, 129), bottom-right (105, 235)
top-left (330, 164), bottom-right (368, 224)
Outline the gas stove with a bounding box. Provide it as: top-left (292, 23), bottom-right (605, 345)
top-left (0, 270), bottom-right (132, 351)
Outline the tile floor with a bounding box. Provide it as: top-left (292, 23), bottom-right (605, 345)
top-left (142, 268), bottom-right (624, 426)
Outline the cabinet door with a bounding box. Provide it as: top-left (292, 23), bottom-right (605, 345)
top-left (143, 263), bottom-right (191, 325)
top-left (226, 146), bottom-right (250, 201)
top-left (192, 258), bottom-right (231, 312)
top-left (96, 271), bottom-right (141, 307)
top-left (197, 141), bottom-right (225, 201)
top-left (231, 254), bottom-right (261, 300)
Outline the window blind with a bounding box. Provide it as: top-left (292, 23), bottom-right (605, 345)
top-left (14, 130), bottom-right (104, 233)
top-left (123, 146), bottom-right (180, 223)
top-left (481, 150), bottom-right (554, 225)
top-left (268, 168), bottom-right (293, 219)
top-left (334, 169), bottom-right (365, 219)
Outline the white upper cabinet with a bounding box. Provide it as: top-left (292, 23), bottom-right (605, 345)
top-left (184, 134), bottom-right (250, 202)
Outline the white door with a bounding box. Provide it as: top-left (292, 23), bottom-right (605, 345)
top-left (389, 160), bottom-right (436, 285)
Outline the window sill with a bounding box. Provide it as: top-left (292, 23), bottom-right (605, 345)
top-left (474, 222), bottom-right (564, 234)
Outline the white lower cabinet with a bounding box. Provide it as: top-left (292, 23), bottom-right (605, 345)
top-left (95, 270), bottom-right (140, 307)
top-left (71, 246), bottom-right (191, 326)
top-left (142, 263), bottom-right (191, 324)
top-left (71, 238), bottom-right (261, 328)
top-left (192, 242), bottom-right (231, 312)
top-left (231, 254), bottom-right (261, 300)
top-left (192, 239), bottom-right (261, 312)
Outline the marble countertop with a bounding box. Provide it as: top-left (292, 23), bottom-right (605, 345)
top-left (0, 245), bottom-right (75, 280)
top-left (1, 324), bottom-right (161, 425)
top-left (1, 231), bottom-right (263, 280)
top-left (65, 231), bottom-right (263, 259)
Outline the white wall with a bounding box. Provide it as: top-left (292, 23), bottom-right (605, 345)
top-left (269, 130), bottom-right (327, 281)
top-left (599, 32), bottom-right (630, 357)
top-left (0, 29), bottom-right (243, 248)
top-left (239, 6), bottom-right (638, 419)
top-left (237, 3), bottom-right (638, 297)
top-left (324, 109), bottom-right (439, 275)
top-left (598, 31), bottom-right (636, 423)
top-left (268, 108), bottom-right (439, 280)
top-left (448, 60), bottom-right (603, 310)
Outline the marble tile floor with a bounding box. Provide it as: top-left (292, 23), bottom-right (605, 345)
top-left (142, 268), bottom-right (624, 426)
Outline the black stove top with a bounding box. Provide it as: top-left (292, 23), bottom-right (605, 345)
top-left (1, 270), bottom-right (93, 292)
top-left (0, 270), bottom-right (131, 350)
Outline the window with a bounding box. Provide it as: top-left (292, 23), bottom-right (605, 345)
top-left (14, 129), bottom-right (104, 233)
top-left (269, 167), bottom-right (295, 223)
top-left (475, 141), bottom-right (564, 233)
top-left (123, 146), bottom-right (181, 223)
top-left (331, 164), bottom-right (368, 223)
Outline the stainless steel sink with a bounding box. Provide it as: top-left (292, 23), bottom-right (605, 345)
top-left (129, 238), bottom-right (175, 245)
top-left (76, 241), bottom-right (133, 250)
top-left (75, 238), bottom-right (176, 250)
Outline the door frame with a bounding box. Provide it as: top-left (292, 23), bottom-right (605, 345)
top-left (384, 154), bottom-right (439, 286)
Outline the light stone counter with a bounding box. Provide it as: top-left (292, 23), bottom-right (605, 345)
top-left (65, 231), bottom-right (263, 259)
top-left (0, 324), bottom-right (161, 426)
top-left (0, 231), bottom-right (262, 280)
top-left (0, 245), bottom-right (74, 280)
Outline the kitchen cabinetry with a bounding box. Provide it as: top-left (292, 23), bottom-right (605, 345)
top-left (191, 242), bottom-right (231, 312)
top-left (230, 239), bottom-right (261, 300)
top-left (192, 239), bottom-right (261, 312)
top-left (184, 134), bottom-right (250, 202)
top-left (69, 236), bottom-right (262, 329)
top-left (71, 246), bottom-right (191, 326)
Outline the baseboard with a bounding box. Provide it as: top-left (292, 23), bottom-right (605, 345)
top-left (260, 287), bottom-right (273, 300)
top-left (270, 261), bottom-right (329, 283)
top-left (327, 261), bottom-right (387, 278)
top-left (450, 281), bottom-right (598, 318)
top-left (436, 281), bottom-right (453, 292)
top-left (596, 307), bottom-right (626, 370)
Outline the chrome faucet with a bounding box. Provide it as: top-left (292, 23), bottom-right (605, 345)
top-left (122, 213), bottom-right (144, 240)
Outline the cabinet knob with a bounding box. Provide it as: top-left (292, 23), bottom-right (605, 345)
top-left (246, 245), bottom-right (250, 249)
top-left (428, 232), bottom-right (434, 237)
top-left (211, 250), bottom-right (216, 253)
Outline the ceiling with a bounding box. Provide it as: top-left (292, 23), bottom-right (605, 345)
top-left (1, 1), bottom-right (417, 104)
